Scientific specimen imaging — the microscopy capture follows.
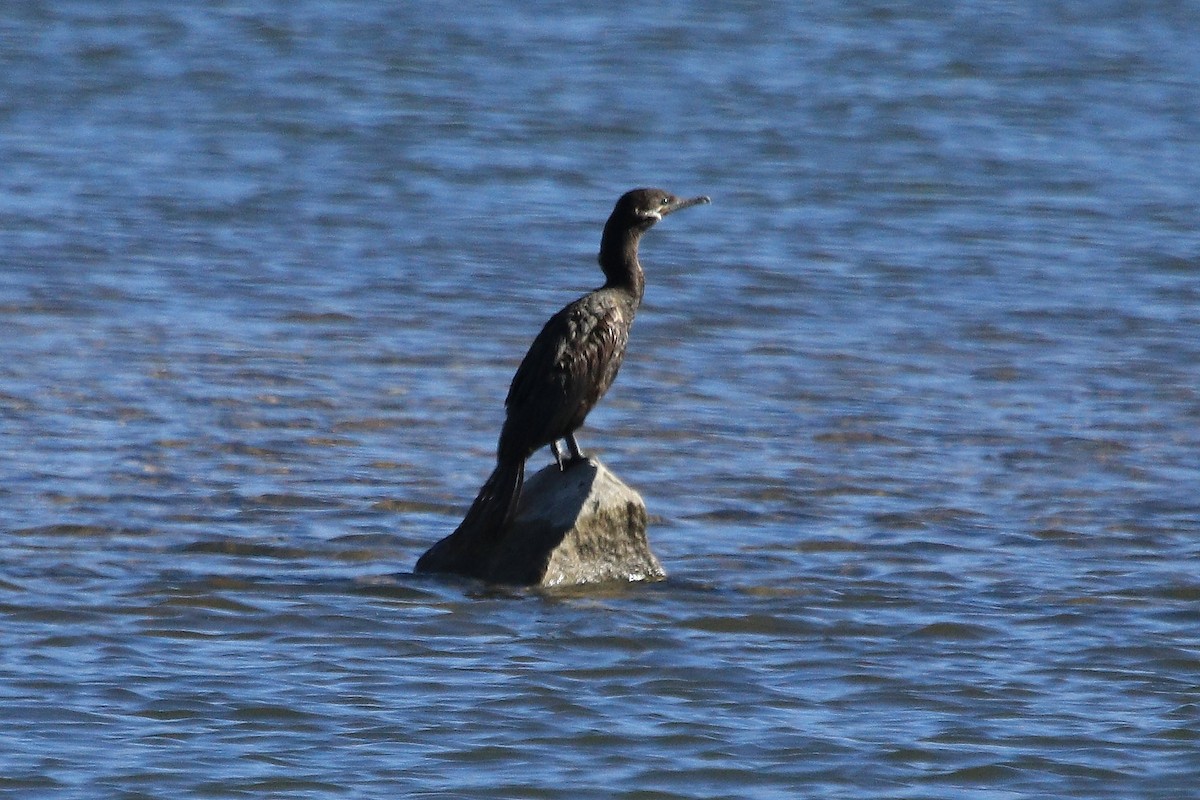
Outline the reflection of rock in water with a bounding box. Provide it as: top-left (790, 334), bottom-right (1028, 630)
top-left (417, 458), bottom-right (665, 587)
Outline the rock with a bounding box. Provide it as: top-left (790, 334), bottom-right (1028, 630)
top-left (419, 457), bottom-right (666, 587)
top-left (493, 458), bottom-right (665, 587)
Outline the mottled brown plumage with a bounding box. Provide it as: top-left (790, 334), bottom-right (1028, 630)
top-left (416, 188), bottom-right (709, 577)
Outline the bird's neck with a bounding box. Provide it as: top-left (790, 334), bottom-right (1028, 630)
top-left (598, 225), bottom-right (645, 301)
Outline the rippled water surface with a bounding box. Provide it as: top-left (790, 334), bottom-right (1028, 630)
top-left (3, 2), bottom-right (1199, 797)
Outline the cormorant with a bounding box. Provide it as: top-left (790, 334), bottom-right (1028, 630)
top-left (416, 188), bottom-right (709, 576)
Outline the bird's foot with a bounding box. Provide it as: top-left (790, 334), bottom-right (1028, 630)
top-left (551, 436), bottom-right (589, 471)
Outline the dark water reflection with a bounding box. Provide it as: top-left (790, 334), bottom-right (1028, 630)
top-left (3, 1), bottom-right (1199, 797)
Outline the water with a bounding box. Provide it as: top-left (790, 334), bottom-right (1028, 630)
top-left (2, 1), bottom-right (1198, 797)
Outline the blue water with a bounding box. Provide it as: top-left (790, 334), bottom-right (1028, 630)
top-left (3, 2), bottom-right (1199, 797)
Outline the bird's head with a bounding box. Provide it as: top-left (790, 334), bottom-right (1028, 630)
top-left (610, 188), bottom-right (711, 233)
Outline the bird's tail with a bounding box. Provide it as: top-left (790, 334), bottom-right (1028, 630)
top-left (415, 458), bottom-right (524, 577)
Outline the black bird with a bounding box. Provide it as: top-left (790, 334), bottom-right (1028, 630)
top-left (416, 188), bottom-right (709, 576)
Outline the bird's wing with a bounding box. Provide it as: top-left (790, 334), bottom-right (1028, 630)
top-left (503, 291), bottom-right (631, 451)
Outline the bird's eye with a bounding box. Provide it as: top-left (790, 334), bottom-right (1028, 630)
top-left (659, 196), bottom-right (672, 206)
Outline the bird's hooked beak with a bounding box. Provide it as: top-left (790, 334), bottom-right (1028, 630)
top-left (663, 195), bottom-right (711, 216)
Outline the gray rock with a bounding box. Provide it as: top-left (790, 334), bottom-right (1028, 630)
top-left (492, 457), bottom-right (665, 587)
top-left (419, 458), bottom-right (666, 587)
